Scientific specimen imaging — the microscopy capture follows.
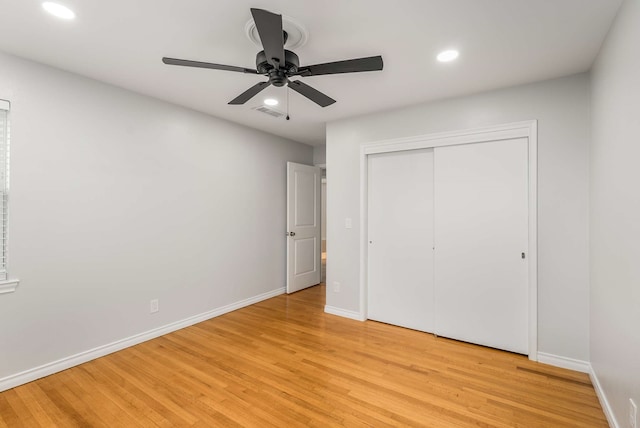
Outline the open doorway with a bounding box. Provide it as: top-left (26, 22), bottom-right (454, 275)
top-left (320, 168), bottom-right (327, 284)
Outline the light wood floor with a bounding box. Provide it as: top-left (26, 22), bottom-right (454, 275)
top-left (0, 285), bottom-right (607, 427)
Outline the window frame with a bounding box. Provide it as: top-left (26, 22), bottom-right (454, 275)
top-left (0, 99), bottom-right (19, 294)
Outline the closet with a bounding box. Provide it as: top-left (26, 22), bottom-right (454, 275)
top-left (367, 137), bottom-right (530, 355)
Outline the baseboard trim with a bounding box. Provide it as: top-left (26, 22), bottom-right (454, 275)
top-left (537, 352), bottom-right (591, 373)
top-left (324, 305), bottom-right (366, 321)
top-left (589, 365), bottom-right (619, 428)
top-left (0, 287), bottom-right (285, 393)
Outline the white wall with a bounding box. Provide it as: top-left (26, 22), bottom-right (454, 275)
top-left (0, 51), bottom-right (312, 381)
top-left (326, 73), bottom-right (591, 361)
top-left (590, 0), bottom-right (640, 424)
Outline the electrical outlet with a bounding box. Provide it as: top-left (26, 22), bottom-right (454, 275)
top-left (150, 299), bottom-right (159, 314)
top-left (630, 399), bottom-right (637, 428)
top-left (333, 281), bottom-right (341, 293)
top-left (345, 218), bottom-right (352, 229)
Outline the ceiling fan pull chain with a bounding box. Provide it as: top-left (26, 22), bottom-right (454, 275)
top-left (286, 85), bottom-right (290, 121)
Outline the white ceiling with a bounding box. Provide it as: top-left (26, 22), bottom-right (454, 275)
top-left (0, 0), bottom-right (622, 146)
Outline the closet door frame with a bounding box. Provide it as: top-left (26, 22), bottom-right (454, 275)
top-left (359, 120), bottom-right (538, 360)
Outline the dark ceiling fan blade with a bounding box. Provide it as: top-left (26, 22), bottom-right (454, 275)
top-left (162, 57), bottom-right (258, 74)
top-left (228, 81), bottom-right (271, 105)
top-left (250, 8), bottom-right (285, 69)
top-left (288, 80), bottom-right (336, 107)
top-left (296, 56), bottom-right (383, 77)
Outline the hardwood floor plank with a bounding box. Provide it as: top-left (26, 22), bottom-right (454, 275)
top-left (36, 378), bottom-right (99, 427)
top-left (12, 386), bottom-right (57, 427)
top-left (0, 391), bottom-right (27, 428)
top-left (63, 368), bottom-right (150, 428)
top-left (0, 284), bottom-right (607, 427)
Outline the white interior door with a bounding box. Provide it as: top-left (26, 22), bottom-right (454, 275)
top-left (367, 149), bottom-right (435, 332)
top-left (434, 138), bottom-right (529, 354)
top-left (287, 162), bottom-right (321, 293)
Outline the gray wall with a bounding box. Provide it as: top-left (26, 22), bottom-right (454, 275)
top-left (590, 0), bottom-right (640, 424)
top-left (326, 73), bottom-right (591, 361)
top-left (313, 145), bottom-right (326, 166)
top-left (0, 52), bottom-right (312, 380)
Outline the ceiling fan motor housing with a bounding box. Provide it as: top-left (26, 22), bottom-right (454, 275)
top-left (256, 49), bottom-right (299, 86)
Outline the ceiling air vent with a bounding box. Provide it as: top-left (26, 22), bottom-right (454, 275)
top-left (253, 105), bottom-right (286, 118)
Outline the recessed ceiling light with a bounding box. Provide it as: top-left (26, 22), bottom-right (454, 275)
top-left (437, 50), bottom-right (459, 63)
top-left (42, 2), bottom-right (76, 20)
top-left (264, 98), bottom-right (279, 106)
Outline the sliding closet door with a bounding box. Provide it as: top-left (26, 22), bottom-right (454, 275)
top-left (434, 138), bottom-right (529, 354)
top-left (367, 149), bottom-right (434, 332)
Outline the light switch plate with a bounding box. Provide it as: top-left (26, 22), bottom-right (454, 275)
top-left (345, 218), bottom-right (352, 229)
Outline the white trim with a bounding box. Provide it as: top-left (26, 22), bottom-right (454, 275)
top-left (527, 122), bottom-right (538, 360)
top-left (537, 352), bottom-right (590, 373)
top-left (590, 365), bottom-right (619, 428)
top-left (359, 120), bottom-right (538, 360)
top-left (324, 305), bottom-right (365, 321)
top-left (359, 141), bottom-right (369, 327)
top-left (0, 99), bottom-right (9, 111)
top-left (0, 279), bottom-right (19, 294)
top-left (0, 287), bottom-right (285, 392)
top-left (362, 121), bottom-right (536, 155)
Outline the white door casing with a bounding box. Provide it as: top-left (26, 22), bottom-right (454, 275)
top-left (433, 138), bottom-right (529, 354)
top-left (367, 149), bottom-right (435, 332)
top-left (287, 162), bottom-right (321, 293)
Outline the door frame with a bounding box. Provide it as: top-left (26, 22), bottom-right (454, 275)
top-left (359, 120), bottom-right (538, 360)
top-left (319, 165), bottom-right (327, 286)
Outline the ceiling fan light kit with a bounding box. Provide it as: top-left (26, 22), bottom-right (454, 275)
top-left (162, 8), bottom-right (384, 111)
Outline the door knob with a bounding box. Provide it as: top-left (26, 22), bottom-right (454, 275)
top-left (288, 232), bottom-right (296, 237)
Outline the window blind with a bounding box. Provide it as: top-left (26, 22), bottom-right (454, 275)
top-left (0, 105), bottom-right (9, 281)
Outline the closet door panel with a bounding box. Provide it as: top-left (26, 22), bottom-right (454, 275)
top-left (434, 139), bottom-right (529, 354)
top-left (367, 149), bottom-right (435, 332)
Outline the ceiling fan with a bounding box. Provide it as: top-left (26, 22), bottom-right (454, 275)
top-left (162, 8), bottom-right (384, 108)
